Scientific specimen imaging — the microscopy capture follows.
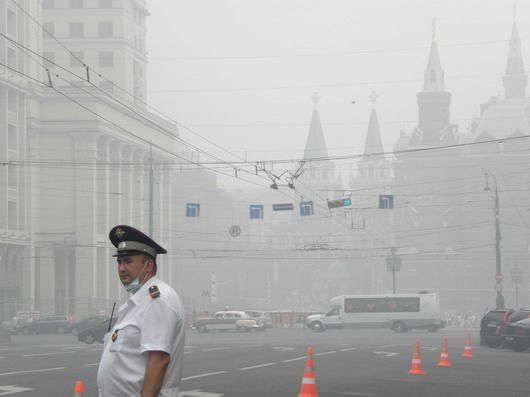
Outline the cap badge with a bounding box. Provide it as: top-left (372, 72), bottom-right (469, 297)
top-left (115, 228), bottom-right (126, 238)
top-left (118, 242), bottom-right (127, 249)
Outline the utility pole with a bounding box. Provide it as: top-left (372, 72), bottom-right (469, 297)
top-left (149, 141), bottom-right (154, 237)
top-left (485, 172), bottom-right (505, 309)
top-left (386, 247), bottom-right (401, 294)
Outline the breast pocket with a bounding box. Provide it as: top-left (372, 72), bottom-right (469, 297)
top-left (108, 323), bottom-right (141, 353)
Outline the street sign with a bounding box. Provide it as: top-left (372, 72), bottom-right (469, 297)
top-left (495, 273), bottom-right (504, 282)
top-left (327, 197), bottom-right (351, 209)
top-left (229, 225), bottom-right (241, 237)
top-left (273, 203), bottom-right (294, 211)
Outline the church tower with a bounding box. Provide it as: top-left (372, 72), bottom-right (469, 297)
top-left (414, 20), bottom-right (452, 145)
top-left (503, 6), bottom-right (527, 99)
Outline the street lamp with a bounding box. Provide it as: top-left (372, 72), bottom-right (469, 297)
top-left (386, 247), bottom-right (402, 294)
top-left (510, 264), bottom-right (523, 309)
top-left (484, 172), bottom-right (505, 309)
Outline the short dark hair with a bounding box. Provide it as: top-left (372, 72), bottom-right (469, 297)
top-left (140, 253), bottom-right (157, 273)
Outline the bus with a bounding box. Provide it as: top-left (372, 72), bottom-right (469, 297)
top-left (305, 293), bottom-right (444, 333)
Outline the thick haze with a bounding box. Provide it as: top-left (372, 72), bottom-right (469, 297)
top-left (146, 0), bottom-right (523, 165)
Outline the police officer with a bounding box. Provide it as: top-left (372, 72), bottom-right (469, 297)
top-left (97, 225), bottom-right (185, 397)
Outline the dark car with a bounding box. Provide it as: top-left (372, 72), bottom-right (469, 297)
top-left (500, 309), bottom-right (530, 349)
top-left (78, 317), bottom-right (116, 344)
top-left (16, 315), bottom-right (71, 335)
top-left (480, 309), bottom-right (514, 347)
top-left (501, 317), bottom-right (530, 352)
top-left (70, 315), bottom-right (107, 336)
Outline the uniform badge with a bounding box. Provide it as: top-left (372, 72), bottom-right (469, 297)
top-left (114, 228), bottom-right (125, 238)
top-left (111, 329), bottom-right (118, 342)
top-left (149, 285), bottom-right (160, 299)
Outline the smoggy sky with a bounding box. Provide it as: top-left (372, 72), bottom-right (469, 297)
top-left (146, 1), bottom-right (526, 168)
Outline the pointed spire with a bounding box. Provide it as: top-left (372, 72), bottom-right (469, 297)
top-left (423, 18), bottom-right (445, 92)
top-left (363, 92), bottom-right (384, 157)
top-left (304, 92), bottom-right (329, 160)
top-left (504, 3), bottom-right (527, 99)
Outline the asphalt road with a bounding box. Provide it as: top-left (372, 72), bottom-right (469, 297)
top-left (0, 328), bottom-right (528, 396)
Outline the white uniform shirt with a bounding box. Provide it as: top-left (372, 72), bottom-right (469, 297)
top-left (97, 277), bottom-right (185, 397)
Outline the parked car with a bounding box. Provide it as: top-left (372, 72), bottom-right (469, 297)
top-left (500, 309), bottom-right (530, 349)
top-left (479, 309), bottom-right (514, 348)
top-left (78, 317), bottom-right (116, 344)
top-left (15, 315), bottom-right (70, 335)
top-left (245, 310), bottom-right (272, 330)
top-left (192, 311), bottom-right (260, 333)
top-left (500, 317), bottom-right (530, 352)
top-left (70, 315), bottom-right (107, 336)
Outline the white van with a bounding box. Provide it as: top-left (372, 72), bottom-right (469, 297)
top-left (306, 293), bottom-right (444, 333)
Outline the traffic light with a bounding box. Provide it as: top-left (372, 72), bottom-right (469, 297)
top-left (327, 197), bottom-right (352, 209)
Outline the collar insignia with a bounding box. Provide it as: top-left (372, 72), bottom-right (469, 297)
top-left (111, 329), bottom-right (118, 342)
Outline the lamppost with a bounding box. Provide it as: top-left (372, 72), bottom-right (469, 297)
top-left (484, 172), bottom-right (505, 309)
top-left (386, 247), bottom-right (402, 294)
top-left (510, 264), bottom-right (523, 309)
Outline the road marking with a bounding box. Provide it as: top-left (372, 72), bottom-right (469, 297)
top-left (179, 390), bottom-right (224, 397)
top-left (62, 346), bottom-right (88, 350)
top-left (0, 367), bottom-right (65, 377)
top-left (238, 362), bottom-right (276, 371)
top-left (273, 346), bottom-right (296, 351)
top-left (340, 347), bottom-right (358, 352)
top-left (182, 371), bottom-right (228, 381)
top-left (23, 351), bottom-right (76, 357)
top-left (0, 385), bottom-right (34, 395)
top-left (83, 363), bottom-right (100, 367)
top-left (315, 350), bottom-right (336, 356)
top-left (282, 356), bottom-right (306, 363)
top-left (201, 347), bottom-right (231, 352)
top-left (374, 351), bottom-right (400, 357)
top-left (380, 344), bottom-right (402, 348)
top-left (185, 351), bottom-right (192, 354)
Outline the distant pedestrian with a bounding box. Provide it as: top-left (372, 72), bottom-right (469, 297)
top-left (97, 225), bottom-right (185, 397)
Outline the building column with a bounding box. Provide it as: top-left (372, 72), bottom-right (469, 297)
top-left (74, 133), bottom-right (98, 317)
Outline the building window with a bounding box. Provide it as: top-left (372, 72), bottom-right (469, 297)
top-left (98, 22), bottom-right (113, 38)
top-left (7, 90), bottom-right (17, 113)
top-left (300, 201), bottom-right (314, 216)
top-left (43, 0), bottom-right (54, 8)
top-left (70, 52), bottom-right (84, 67)
top-left (7, 9), bottom-right (16, 36)
top-left (42, 22), bottom-right (55, 37)
top-left (69, 22), bottom-right (84, 38)
top-left (99, 51), bottom-right (114, 67)
top-left (8, 202), bottom-right (17, 231)
top-left (98, 0), bottom-right (113, 8)
top-left (249, 205), bottom-right (263, 219)
top-left (69, 0), bottom-right (83, 8)
top-left (8, 125), bottom-right (17, 151)
top-left (43, 52), bottom-right (55, 68)
top-left (186, 203), bottom-right (200, 218)
top-left (7, 47), bottom-right (16, 69)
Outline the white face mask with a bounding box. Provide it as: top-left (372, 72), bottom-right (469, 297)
top-left (122, 261), bottom-right (148, 294)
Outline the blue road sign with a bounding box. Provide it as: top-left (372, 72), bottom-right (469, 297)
top-left (379, 195), bottom-right (394, 209)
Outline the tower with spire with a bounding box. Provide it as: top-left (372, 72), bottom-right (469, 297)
top-left (412, 19), bottom-right (453, 146)
top-left (503, 4), bottom-right (527, 99)
top-left (299, 93), bottom-right (342, 201)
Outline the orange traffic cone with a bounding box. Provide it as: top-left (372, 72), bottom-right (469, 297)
top-left (437, 337), bottom-right (451, 368)
top-left (462, 332), bottom-right (473, 359)
top-left (297, 347), bottom-right (318, 397)
top-left (73, 380), bottom-right (84, 397)
top-left (407, 339), bottom-right (426, 375)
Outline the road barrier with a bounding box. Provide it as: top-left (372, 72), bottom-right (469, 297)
top-left (407, 339), bottom-right (425, 375)
top-left (437, 337), bottom-right (451, 368)
top-left (73, 380), bottom-right (84, 397)
top-left (462, 332), bottom-right (474, 359)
